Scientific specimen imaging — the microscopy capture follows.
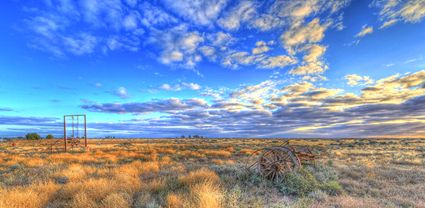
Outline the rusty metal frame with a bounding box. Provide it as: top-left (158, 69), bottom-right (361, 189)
top-left (63, 114), bottom-right (87, 152)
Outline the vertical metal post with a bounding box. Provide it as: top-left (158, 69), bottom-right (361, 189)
top-left (84, 114), bottom-right (87, 147)
top-left (64, 116), bottom-right (67, 152)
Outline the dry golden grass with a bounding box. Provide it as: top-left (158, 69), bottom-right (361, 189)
top-left (0, 138), bottom-right (424, 207)
top-left (166, 193), bottom-right (184, 208)
top-left (190, 181), bottom-right (223, 208)
top-left (0, 182), bottom-right (59, 208)
top-left (179, 168), bottom-right (220, 186)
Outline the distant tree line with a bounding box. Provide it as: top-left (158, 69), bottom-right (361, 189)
top-left (0, 133), bottom-right (56, 141)
top-left (180, 135), bottom-right (205, 139)
top-left (25, 133), bottom-right (55, 140)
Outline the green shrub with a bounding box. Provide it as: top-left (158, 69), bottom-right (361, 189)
top-left (46, 134), bottom-right (54, 139)
top-left (320, 180), bottom-right (343, 195)
top-left (25, 133), bottom-right (41, 140)
top-left (278, 168), bottom-right (319, 196)
top-left (277, 164), bottom-right (343, 197)
top-left (306, 163), bottom-right (338, 183)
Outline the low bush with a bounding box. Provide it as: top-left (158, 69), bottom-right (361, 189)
top-left (277, 163), bottom-right (343, 197)
top-left (25, 133), bottom-right (41, 140)
top-left (278, 168), bottom-right (319, 196)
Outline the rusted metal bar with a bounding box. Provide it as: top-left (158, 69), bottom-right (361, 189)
top-left (84, 114), bottom-right (87, 147)
top-left (63, 115), bottom-right (67, 152)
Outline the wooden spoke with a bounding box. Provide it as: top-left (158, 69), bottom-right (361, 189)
top-left (258, 147), bottom-right (301, 181)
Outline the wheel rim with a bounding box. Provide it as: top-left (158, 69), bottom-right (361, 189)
top-left (258, 147), bottom-right (300, 182)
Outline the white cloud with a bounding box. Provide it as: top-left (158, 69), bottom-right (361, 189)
top-left (122, 13), bottom-right (139, 30)
top-left (273, 0), bottom-right (319, 21)
top-left (290, 62), bottom-right (327, 75)
top-left (222, 52), bottom-right (258, 68)
top-left (160, 82), bottom-right (201, 91)
top-left (63, 33), bottom-right (97, 55)
top-left (252, 41), bottom-right (271, 55)
top-left (380, 19), bottom-right (398, 28)
top-left (251, 14), bottom-right (283, 31)
top-left (290, 44), bottom-right (327, 75)
top-left (161, 50), bottom-right (183, 63)
top-left (373, 0), bottom-right (425, 29)
top-left (113, 87), bottom-right (129, 99)
top-left (217, 1), bottom-right (257, 30)
top-left (161, 0), bottom-right (228, 26)
top-left (29, 16), bottom-right (61, 39)
top-left (199, 46), bottom-right (216, 60)
top-left (139, 2), bottom-right (178, 27)
top-left (356, 25), bottom-right (374, 37)
top-left (181, 33), bottom-right (204, 53)
top-left (208, 32), bottom-right (234, 47)
top-left (182, 82), bottom-right (201, 90)
top-left (259, 55), bottom-right (297, 69)
top-left (302, 74), bottom-right (328, 82)
top-left (222, 50), bottom-right (297, 69)
top-left (303, 44), bottom-right (327, 63)
top-left (345, 74), bottom-right (374, 86)
top-left (281, 18), bottom-right (328, 54)
top-left (155, 27), bottom-right (204, 67)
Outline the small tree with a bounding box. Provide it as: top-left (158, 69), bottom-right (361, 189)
top-left (25, 133), bottom-right (41, 140)
top-left (46, 134), bottom-right (55, 139)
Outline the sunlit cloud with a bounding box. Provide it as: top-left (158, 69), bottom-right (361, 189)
top-left (345, 74), bottom-right (374, 86)
top-left (355, 25), bottom-right (374, 37)
top-left (373, 0), bottom-right (425, 29)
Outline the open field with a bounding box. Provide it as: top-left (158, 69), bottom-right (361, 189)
top-left (0, 138), bottom-right (424, 208)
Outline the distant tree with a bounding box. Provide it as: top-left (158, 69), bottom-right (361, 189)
top-left (46, 134), bottom-right (55, 139)
top-left (181, 135), bottom-right (185, 138)
top-left (25, 133), bottom-right (41, 140)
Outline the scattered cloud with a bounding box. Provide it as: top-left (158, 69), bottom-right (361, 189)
top-left (222, 51), bottom-right (297, 69)
top-left (110, 87), bottom-right (129, 99)
top-left (345, 74), bottom-right (374, 86)
top-left (290, 44), bottom-right (328, 75)
top-left (217, 1), bottom-right (257, 31)
top-left (21, 0), bottom-right (350, 72)
top-left (260, 55), bottom-right (298, 69)
top-left (356, 25), bottom-right (374, 37)
top-left (373, 0), bottom-right (425, 29)
top-left (281, 18), bottom-right (328, 54)
top-left (252, 41), bottom-right (271, 55)
top-left (159, 82), bottom-right (201, 91)
top-left (161, 0), bottom-right (228, 26)
top-left (153, 27), bottom-right (204, 68)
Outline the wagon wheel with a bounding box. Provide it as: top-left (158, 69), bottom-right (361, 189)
top-left (258, 147), bottom-right (301, 182)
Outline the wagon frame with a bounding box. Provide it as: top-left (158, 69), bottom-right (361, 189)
top-left (247, 141), bottom-right (320, 182)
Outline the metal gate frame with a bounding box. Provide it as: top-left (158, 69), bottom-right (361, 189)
top-left (63, 114), bottom-right (87, 152)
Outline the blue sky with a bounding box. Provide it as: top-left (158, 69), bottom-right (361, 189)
top-left (0, 0), bottom-right (424, 138)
